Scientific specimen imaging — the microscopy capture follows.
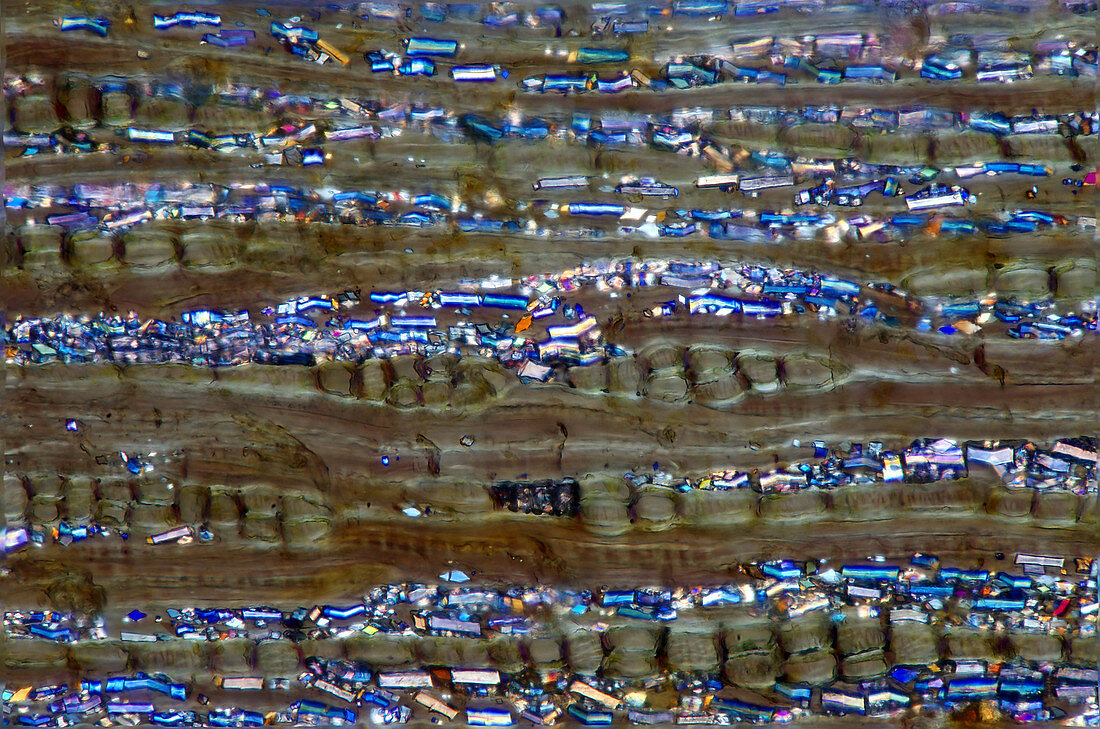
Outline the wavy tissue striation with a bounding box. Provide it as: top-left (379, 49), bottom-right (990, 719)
top-left (2, 1), bottom-right (1097, 728)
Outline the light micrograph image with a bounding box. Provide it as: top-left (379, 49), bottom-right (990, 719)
top-left (1, 1), bottom-right (1097, 728)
